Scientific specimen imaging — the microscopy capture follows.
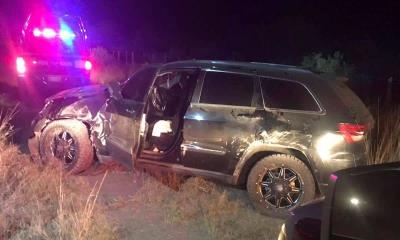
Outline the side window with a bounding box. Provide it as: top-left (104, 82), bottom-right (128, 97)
top-left (260, 77), bottom-right (320, 112)
top-left (121, 66), bottom-right (158, 101)
top-left (200, 71), bottom-right (254, 106)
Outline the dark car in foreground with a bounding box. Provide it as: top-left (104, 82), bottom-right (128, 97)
top-left (28, 60), bottom-right (373, 217)
top-left (16, 12), bottom-right (91, 100)
top-left (279, 162), bottom-right (400, 240)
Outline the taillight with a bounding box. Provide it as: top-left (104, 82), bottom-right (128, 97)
top-left (84, 60), bottom-right (92, 71)
top-left (338, 123), bottom-right (366, 143)
top-left (16, 57), bottom-right (26, 75)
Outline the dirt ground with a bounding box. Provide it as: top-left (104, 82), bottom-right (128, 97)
top-left (80, 165), bottom-right (283, 240)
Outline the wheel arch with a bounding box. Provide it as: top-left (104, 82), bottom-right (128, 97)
top-left (233, 145), bottom-right (319, 191)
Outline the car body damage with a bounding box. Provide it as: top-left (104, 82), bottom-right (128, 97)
top-left (183, 105), bottom-right (314, 181)
top-left (29, 60), bottom-right (373, 216)
top-left (29, 84), bottom-right (141, 168)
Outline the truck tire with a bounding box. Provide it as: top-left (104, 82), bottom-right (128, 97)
top-left (39, 119), bottom-right (94, 174)
top-left (247, 154), bottom-right (315, 218)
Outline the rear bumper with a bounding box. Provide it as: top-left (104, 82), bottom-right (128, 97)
top-left (318, 152), bottom-right (368, 195)
top-left (18, 73), bottom-right (91, 98)
top-left (16, 54), bottom-right (91, 96)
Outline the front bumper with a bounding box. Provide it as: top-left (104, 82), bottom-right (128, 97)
top-left (317, 152), bottom-right (368, 195)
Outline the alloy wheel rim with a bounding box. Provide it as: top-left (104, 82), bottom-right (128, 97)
top-left (51, 131), bottom-right (76, 165)
top-left (258, 166), bottom-right (303, 208)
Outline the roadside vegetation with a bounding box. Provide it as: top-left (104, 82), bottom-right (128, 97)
top-left (367, 106), bottom-right (400, 165)
top-left (0, 108), bottom-right (115, 240)
top-left (129, 172), bottom-right (283, 240)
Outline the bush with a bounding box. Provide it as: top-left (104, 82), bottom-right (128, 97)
top-left (301, 51), bottom-right (352, 80)
top-left (367, 107), bottom-right (400, 164)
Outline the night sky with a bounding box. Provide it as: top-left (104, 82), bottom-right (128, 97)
top-left (1, 0), bottom-right (400, 78)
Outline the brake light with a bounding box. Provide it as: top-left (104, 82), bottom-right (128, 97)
top-left (84, 60), bottom-right (92, 71)
top-left (16, 57), bottom-right (26, 75)
top-left (338, 123), bottom-right (366, 143)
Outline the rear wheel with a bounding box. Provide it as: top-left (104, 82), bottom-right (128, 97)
top-left (247, 154), bottom-right (315, 218)
top-left (39, 119), bottom-right (94, 174)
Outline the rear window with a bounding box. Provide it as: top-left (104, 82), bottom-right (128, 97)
top-left (260, 77), bottom-right (320, 112)
top-left (326, 81), bottom-right (372, 122)
top-left (27, 15), bottom-right (83, 35)
top-left (22, 14), bottom-right (87, 56)
top-left (200, 71), bottom-right (254, 106)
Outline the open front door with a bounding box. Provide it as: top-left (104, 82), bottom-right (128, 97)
top-left (102, 98), bottom-right (145, 167)
top-left (101, 65), bottom-right (159, 167)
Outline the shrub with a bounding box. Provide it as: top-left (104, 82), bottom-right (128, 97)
top-left (301, 51), bottom-right (352, 80)
top-left (367, 107), bottom-right (400, 164)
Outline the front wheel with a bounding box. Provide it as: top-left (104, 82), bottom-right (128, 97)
top-left (247, 154), bottom-right (315, 218)
top-left (39, 119), bottom-right (94, 174)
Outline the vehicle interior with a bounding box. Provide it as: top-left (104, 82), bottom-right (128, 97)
top-left (142, 69), bottom-right (198, 155)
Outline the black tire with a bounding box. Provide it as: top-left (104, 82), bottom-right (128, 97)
top-left (247, 154), bottom-right (315, 218)
top-left (39, 119), bottom-right (94, 174)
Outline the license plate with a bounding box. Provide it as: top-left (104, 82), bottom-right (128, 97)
top-left (47, 76), bottom-right (62, 82)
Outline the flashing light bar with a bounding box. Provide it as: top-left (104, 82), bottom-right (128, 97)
top-left (32, 27), bottom-right (76, 40)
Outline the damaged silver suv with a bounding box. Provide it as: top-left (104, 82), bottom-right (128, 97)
top-left (28, 60), bottom-right (374, 217)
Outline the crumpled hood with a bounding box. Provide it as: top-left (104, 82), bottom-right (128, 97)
top-left (47, 84), bottom-right (108, 101)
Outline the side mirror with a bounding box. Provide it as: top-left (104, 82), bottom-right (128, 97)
top-left (321, 162), bottom-right (400, 240)
top-left (107, 81), bottom-right (123, 100)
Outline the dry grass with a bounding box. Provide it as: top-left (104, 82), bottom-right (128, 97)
top-left (131, 171), bottom-right (283, 240)
top-left (0, 108), bottom-right (115, 240)
top-left (367, 107), bottom-right (400, 164)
